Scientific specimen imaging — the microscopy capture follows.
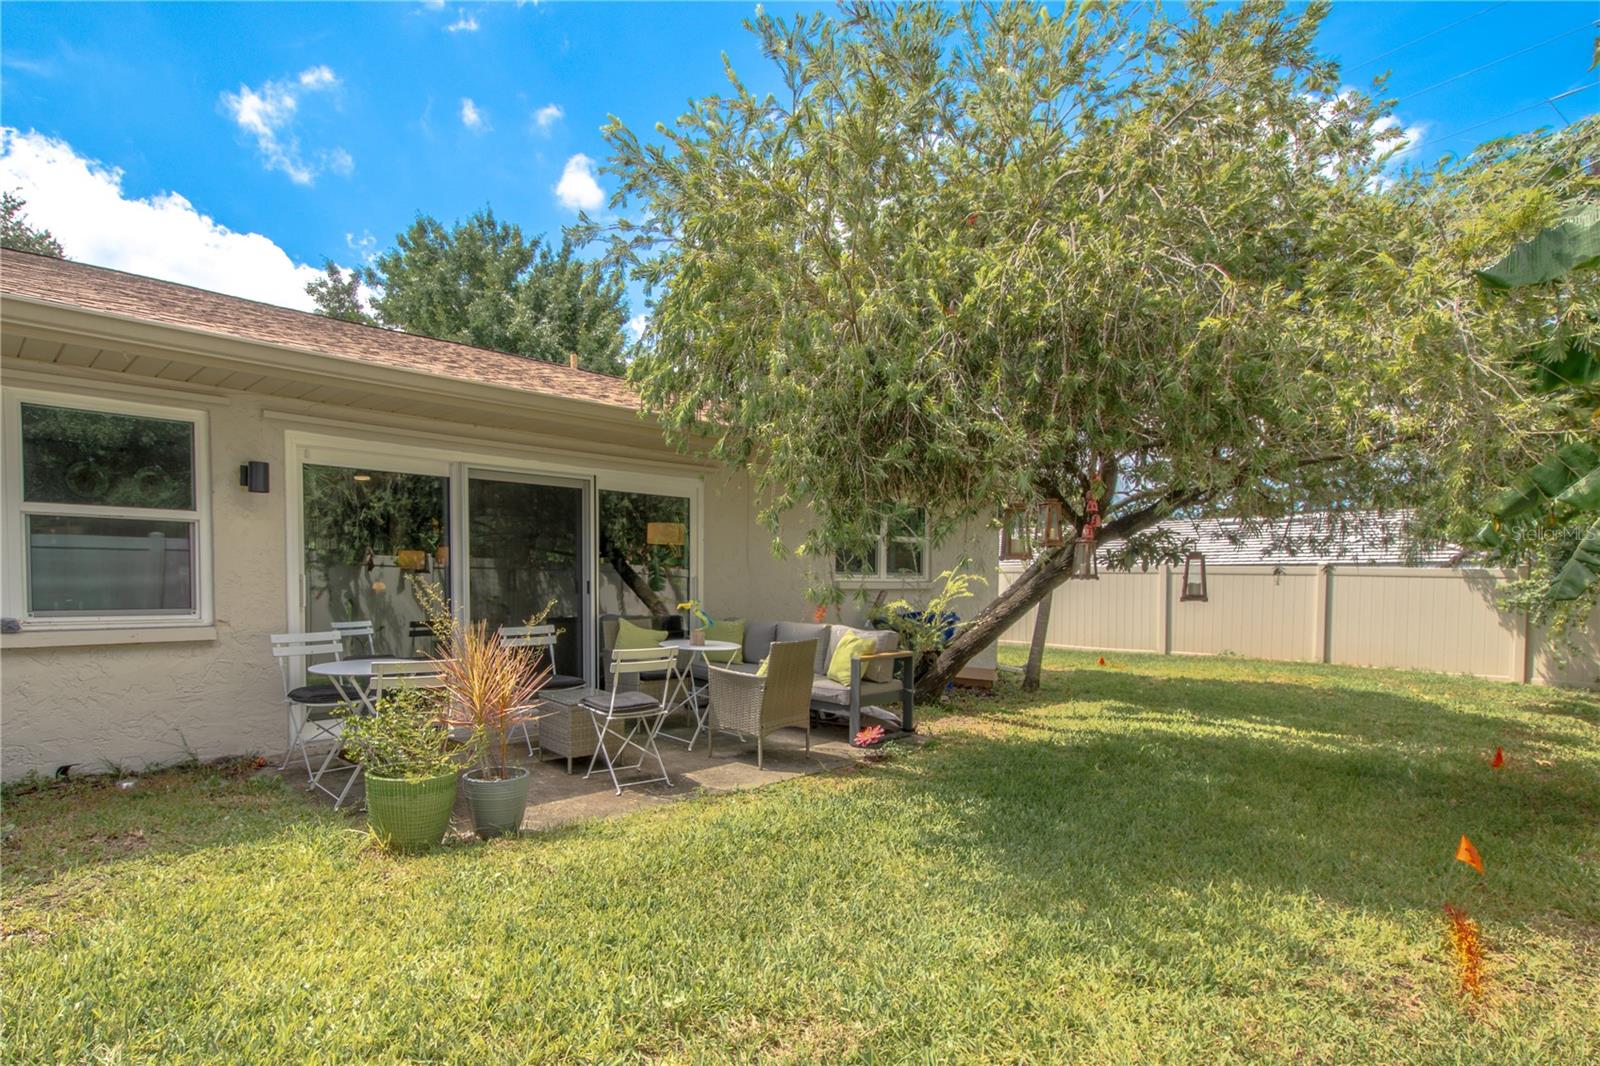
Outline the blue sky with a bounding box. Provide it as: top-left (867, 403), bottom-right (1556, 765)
top-left (1, 1), bottom-right (1595, 324)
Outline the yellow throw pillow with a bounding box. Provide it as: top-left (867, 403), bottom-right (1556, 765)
top-left (755, 656), bottom-right (769, 677)
top-left (826, 632), bottom-right (878, 685)
top-left (705, 617), bottom-right (745, 664)
top-left (614, 617), bottom-right (667, 650)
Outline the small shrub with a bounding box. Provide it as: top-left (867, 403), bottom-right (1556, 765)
top-left (336, 687), bottom-right (457, 779)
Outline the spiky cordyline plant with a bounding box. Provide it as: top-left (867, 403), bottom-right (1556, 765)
top-left (413, 580), bottom-right (551, 780)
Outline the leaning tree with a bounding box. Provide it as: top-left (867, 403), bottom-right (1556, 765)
top-left (584, 0), bottom-right (1582, 697)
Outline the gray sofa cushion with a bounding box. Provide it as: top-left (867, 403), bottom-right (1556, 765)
top-left (775, 621), bottom-right (830, 674)
top-left (825, 625), bottom-right (900, 682)
top-left (810, 677), bottom-right (903, 706)
top-left (741, 620), bottom-right (779, 665)
top-left (810, 678), bottom-right (850, 706)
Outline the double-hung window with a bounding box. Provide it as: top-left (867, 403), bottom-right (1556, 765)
top-left (7, 394), bottom-right (208, 626)
top-left (834, 506), bottom-right (928, 582)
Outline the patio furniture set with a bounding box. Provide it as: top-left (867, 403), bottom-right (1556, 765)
top-left (271, 614), bottom-right (915, 809)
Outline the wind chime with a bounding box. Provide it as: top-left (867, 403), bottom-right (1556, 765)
top-left (1070, 475), bottom-right (1102, 580)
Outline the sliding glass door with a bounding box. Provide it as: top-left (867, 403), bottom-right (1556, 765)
top-left (302, 463), bottom-right (449, 656)
top-left (465, 471), bottom-right (588, 680)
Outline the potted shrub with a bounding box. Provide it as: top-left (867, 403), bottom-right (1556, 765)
top-left (337, 686), bottom-right (459, 852)
top-left (435, 617), bottom-right (551, 840)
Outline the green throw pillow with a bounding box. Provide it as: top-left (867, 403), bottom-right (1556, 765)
top-left (704, 617), bottom-right (745, 664)
top-left (756, 656), bottom-right (769, 677)
top-left (826, 632), bottom-right (878, 685)
top-left (614, 617), bottom-right (667, 650)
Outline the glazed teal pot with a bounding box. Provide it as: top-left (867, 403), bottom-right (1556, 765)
top-left (363, 770), bottom-right (458, 852)
top-left (461, 766), bottom-right (531, 839)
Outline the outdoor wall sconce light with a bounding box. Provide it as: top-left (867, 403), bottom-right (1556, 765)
top-left (238, 461), bottom-right (270, 493)
top-left (1181, 551), bottom-right (1208, 601)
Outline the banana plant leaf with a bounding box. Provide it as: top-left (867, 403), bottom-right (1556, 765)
top-left (1532, 335), bottom-right (1600, 392)
top-left (1486, 441), bottom-right (1600, 520)
top-left (1548, 516), bottom-right (1600, 601)
top-left (1477, 204), bottom-right (1600, 289)
top-left (1472, 520), bottom-right (1505, 550)
top-left (1554, 464), bottom-right (1600, 514)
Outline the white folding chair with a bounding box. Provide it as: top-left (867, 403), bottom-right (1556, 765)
top-left (330, 619), bottom-right (376, 657)
top-left (498, 624), bottom-right (581, 756)
top-left (270, 630), bottom-right (351, 790)
top-left (582, 647), bottom-right (678, 795)
top-left (326, 659), bottom-right (450, 810)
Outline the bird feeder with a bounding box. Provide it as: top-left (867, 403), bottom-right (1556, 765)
top-left (1181, 551), bottom-right (1208, 601)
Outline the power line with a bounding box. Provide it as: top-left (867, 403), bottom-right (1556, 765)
top-left (1427, 83), bottom-right (1599, 149)
top-left (1345, 2), bottom-right (1509, 75)
top-left (1392, 21), bottom-right (1598, 107)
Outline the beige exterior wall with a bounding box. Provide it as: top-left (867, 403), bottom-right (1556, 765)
top-left (997, 563), bottom-right (1599, 688)
top-left (1, 355), bottom-right (995, 780)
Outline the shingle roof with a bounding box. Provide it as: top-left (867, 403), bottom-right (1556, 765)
top-left (1135, 510), bottom-right (1463, 567)
top-left (0, 249), bottom-right (639, 410)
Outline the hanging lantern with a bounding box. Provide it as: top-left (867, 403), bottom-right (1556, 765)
top-left (1181, 551), bottom-right (1208, 601)
top-left (1001, 500), bottom-right (1068, 560)
top-left (1040, 499), bottom-right (1067, 548)
top-left (1000, 506), bottom-right (1034, 561)
top-left (1070, 536), bottom-right (1099, 579)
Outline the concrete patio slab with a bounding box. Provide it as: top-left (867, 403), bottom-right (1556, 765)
top-left (279, 716), bottom-right (893, 838)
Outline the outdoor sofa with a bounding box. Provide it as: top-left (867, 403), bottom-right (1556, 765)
top-left (599, 614), bottom-right (915, 737)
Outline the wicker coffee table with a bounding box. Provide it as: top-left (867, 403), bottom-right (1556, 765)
top-left (537, 686), bottom-right (602, 772)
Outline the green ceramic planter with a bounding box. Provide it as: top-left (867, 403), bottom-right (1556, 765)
top-left (364, 770), bottom-right (458, 852)
top-left (461, 766), bottom-right (531, 840)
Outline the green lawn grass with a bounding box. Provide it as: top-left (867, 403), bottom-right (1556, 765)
top-left (4, 649), bottom-right (1598, 1063)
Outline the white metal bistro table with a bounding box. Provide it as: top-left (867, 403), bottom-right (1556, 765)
top-left (306, 657), bottom-right (433, 713)
top-left (657, 638), bottom-right (742, 750)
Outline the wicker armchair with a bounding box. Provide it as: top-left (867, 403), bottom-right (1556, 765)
top-left (705, 638), bottom-right (816, 769)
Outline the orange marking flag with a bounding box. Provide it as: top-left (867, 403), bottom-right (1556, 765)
top-left (1490, 747), bottom-right (1505, 769)
top-left (1456, 834), bottom-right (1485, 875)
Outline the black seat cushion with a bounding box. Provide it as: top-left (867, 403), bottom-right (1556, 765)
top-left (288, 683), bottom-right (359, 706)
top-left (545, 674), bottom-right (585, 690)
top-left (580, 691), bottom-right (660, 714)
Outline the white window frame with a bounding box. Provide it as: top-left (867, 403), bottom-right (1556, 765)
top-left (2, 388), bottom-right (213, 630)
top-left (834, 508), bottom-right (930, 584)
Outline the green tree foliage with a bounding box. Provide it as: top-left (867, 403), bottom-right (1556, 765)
top-left (588, 0), bottom-right (1591, 693)
top-left (307, 208), bottom-right (632, 374)
top-left (305, 261), bottom-right (375, 325)
top-left (1, 192), bottom-right (64, 258)
top-left (1468, 203), bottom-right (1600, 637)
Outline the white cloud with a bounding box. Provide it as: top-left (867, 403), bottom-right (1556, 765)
top-left (554, 153), bottom-right (604, 211)
top-left (625, 313), bottom-right (648, 341)
top-left (219, 65), bottom-right (348, 185)
top-left (532, 103), bottom-right (564, 134)
top-left (460, 97), bottom-right (487, 132)
top-left (1373, 114), bottom-right (1426, 160)
top-left (298, 65), bottom-right (337, 90)
top-left (446, 10), bottom-right (479, 33)
top-left (0, 127), bottom-right (323, 311)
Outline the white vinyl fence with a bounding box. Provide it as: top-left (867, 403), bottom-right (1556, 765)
top-left (997, 564), bottom-right (1600, 689)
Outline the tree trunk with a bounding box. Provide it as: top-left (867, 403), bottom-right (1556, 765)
top-left (1021, 588), bottom-right (1054, 692)
top-left (916, 542), bottom-right (1078, 701)
top-left (602, 547), bottom-right (672, 621)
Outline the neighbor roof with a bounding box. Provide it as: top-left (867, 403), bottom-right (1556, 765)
top-left (1137, 510), bottom-right (1463, 567)
top-left (0, 249), bottom-right (638, 410)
